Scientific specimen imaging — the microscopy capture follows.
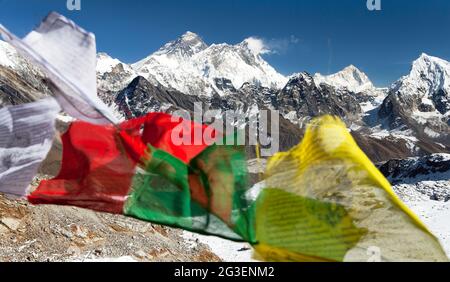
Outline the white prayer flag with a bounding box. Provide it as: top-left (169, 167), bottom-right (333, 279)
top-left (0, 12), bottom-right (118, 124)
top-left (0, 98), bottom-right (60, 197)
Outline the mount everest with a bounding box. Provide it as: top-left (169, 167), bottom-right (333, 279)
top-left (131, 32), bottom-right (287, 97)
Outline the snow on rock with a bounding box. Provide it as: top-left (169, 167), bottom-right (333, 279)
top-left (400, 199), bottom-right (450, 257)
top-left (96, 53), bottom-right (137, 92)
top-left (314, 65), bottom-right (387, 114)
top-left (393, 183), bottom-right (450, 257)
top-left (379, 153), bottom-right (450, 185)
top-left (385, 53), bottom-right (450, 130)
top-left (378, 153), bottom-right (450, 255)
top-left (182, 231), bottom-right (255, 262)
top-left (314, 65), bottom-right (374, 93)
top-left (72, 256), bottom-right (138, 262)
top-left (391, 53), bottom-right (450, 111)
top-left (96, 53), bottom-right (124, 74)
top-left (0, 40), bottom-right (17, 68)
top-left (0, 39), bottom-right (44, 78)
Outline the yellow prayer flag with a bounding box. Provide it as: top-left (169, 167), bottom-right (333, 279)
top-left (254, 115), bottom-right (448, 262)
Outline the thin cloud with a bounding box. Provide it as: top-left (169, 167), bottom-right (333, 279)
top-left (244, 35), bottom-right (301, 55)
top-left (243, 37), bottom-right (272, 55)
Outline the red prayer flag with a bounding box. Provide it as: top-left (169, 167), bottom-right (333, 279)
top-left (28, 112), bottom-right (219, 213)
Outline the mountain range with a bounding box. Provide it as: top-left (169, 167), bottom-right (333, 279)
top-left (1, 31), bottom-right (450, 178)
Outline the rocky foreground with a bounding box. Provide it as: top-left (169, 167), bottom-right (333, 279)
top-left (0, 193), bottom-right (220, 262)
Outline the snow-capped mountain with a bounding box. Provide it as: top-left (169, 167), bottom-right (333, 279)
top-left (115, 75), bottom-right (202, 119)
top-left (314, 65), bottom-right (387, 113)
top-left (93, 46), bottom-right (448, 160)
top-left (0, 40), bottom-right (44, 77)
top-left (391, 53), bottom-right (450, 117)
top-left (314, 65), bottom-right (374, 93)
top-left (132, 32), bottom-right (287, 97)
top-left (276, 72), bottom-right (363, 125)
top-left (2, 35), bottom-right (450, 161)
top-left (132, 32), bottom-right (213, 97)
top-left (380, 53), bottom-right (450, 143)
top-left (96, 53), bottom-right (138, 93)
top-left (0, 40), bottom-right (18, 69)
top-left (0, 40), bottom-right (51, 105)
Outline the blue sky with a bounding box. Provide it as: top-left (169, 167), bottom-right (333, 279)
top-left (1, 0), bottom-right (450, 87)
